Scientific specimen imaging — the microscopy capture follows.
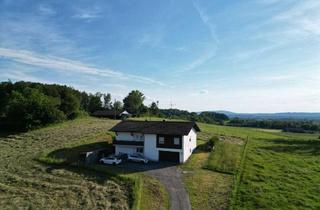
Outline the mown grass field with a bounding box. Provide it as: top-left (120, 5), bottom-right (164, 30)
top-left (1, 116), bottom-right (319, 210)
top-left (0, 117), bottom-right (168, 210)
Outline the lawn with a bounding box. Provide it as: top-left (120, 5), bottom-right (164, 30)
top-left (0, 117), bottom-right (169, 210)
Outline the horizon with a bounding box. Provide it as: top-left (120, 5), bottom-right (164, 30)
top-left (1, 0), bottom-right (319, 113)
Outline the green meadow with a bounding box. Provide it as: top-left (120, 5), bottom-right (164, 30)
top-left (0, 117), bottom-right (319, 210)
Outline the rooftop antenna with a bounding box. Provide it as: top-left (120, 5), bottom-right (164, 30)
top-left (169, 101), bottom-right (175, 110)
top-left (169, 100), bottom-right (175, 119)
top-left (114, 99), bottom-right (117, 120)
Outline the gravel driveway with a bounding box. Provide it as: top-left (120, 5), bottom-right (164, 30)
top-left (147, 165), bottom-right (191, 210)
top-left (112, 162), bottom-right (191, 210)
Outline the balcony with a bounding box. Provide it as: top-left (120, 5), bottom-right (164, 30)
top-left (113, 140), bottom-right (144, 146)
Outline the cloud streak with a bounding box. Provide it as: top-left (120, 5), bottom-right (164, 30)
top-left (176, 0), bottom-right (219, 73)
top-left (0, 48), bottom-right (165, 86)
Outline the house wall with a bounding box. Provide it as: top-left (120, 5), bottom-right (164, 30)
top-left (114, 129), bottom-right (197, 163)
top-left (116, 132), bottom-right (144, 141)
top-left (115, 145), bottom-right (138, 155)
top-left (182, 128), bottom-right (197, 162)
top-left (144, 134), bottom-right (158, 161)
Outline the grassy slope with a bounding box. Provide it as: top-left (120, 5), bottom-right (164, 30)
top-left (0, 117), bottom-right (169, 210)
top-left (197, 123), bottom-right (320, 210)
top-left (204, 138), bottom-right (243, 174)
top-left (181, 149), bottom-right (233, 210)
top-left (0, 117), bottom-right (132, 210)
top-left (134, 117), bottom-right (320, 209)
top-left (1, 116), bottom-right (319, 210)
top-left (140, 175), bottom-right (169, 210)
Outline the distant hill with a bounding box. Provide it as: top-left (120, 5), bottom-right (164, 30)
top-left (207, 111), bottom-right (320, 120)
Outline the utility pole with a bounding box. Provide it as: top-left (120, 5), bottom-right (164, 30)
top-left (114, 99), bottom-right (116, 120)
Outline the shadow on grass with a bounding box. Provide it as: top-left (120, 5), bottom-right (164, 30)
top-left (260, 138), bottom-right (320, 155)
top-left (0, 130), bottom-right (24, 138)
top-left (43, 141), bottom-right (114, 165)
top-left (38, 141), bottom-right (178, 175)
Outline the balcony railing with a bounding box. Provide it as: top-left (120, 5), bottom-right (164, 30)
top-left (113, 140), bottom-right (144, 146)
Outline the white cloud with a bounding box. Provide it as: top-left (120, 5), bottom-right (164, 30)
top-left (0, 48), bottom-right (166, 86)
top-left (0, 15), bottom-right (76, 56)
top-left (38, 5), bottom-right (56, 16)
top-left (72, 6), bottom-right (103, 21)
top-left (1, 70), bottom-right (52, 84)
top-left (199, 89), bottom-right (209, 94)
top-left (190, 89), bottom-right (209, 96)
top-left (73, 13), bottom-right (101, 20)
top-left (192, 0), bottom-right (219, 43)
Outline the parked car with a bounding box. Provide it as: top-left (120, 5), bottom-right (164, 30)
top-left (116, 153), bottom-right (128, 161)
top-left (128, 153), bottom-right (149, 163)
top-left (100, 156), bottom-right (122, 165)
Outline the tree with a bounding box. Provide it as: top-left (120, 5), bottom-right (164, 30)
top-left (88, 93), bottom-right (103, 113)
top-left (103, 93), bottom-right (112, 109)
top-left (80, 91), bottom-right (90, 112)
top-left (6, 88), bottom-right (65, 130)
top-left (59, 88), bottom-right (80, 119)
top-left (113, 100), bottom-right (123, 111)
top-left (149, 101), bottom-right (159, 116)
top-left (123, 90), bottom-right (145, 115)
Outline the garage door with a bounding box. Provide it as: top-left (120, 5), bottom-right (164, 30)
top-left (159, 151), bottom-right (180, 163)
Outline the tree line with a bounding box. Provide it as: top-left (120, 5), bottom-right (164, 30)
top-left (2, 81), bottom-right (317, 134)
top-left (227, 118), bottom-right (320, 133)
top-left (0, 81), bottom-right (230, 131)
top-left (0, 81), bottom-right (145, 130)
top-left (156, 109), bottom-right (229, 124)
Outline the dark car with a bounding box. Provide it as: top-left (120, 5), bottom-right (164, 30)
top-left (116, 153), bottom-right (128, 161)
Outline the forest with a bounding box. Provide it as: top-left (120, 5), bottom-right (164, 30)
top-left (1, 81), bottom-right (319, 134)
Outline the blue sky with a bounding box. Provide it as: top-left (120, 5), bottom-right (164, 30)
top-left (0, 0), bottom-right (319, 112)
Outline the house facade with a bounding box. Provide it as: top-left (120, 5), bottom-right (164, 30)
top-left (110, 120), bottom-right (200, 163)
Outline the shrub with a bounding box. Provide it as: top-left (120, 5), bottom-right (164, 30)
top-left (208, 136), bottom-right (219, 148)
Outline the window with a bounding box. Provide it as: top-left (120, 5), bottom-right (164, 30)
top-left (159, 137), bottom-right (164, 144)
top-left (174, 137), bottom-right (180, 145)
top-left (136, 147), bottom-right (143, 153)
top-left (189, 137), bottom-right (191, 142)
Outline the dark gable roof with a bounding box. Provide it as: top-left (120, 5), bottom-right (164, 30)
top-left (110, 120), bottom-right (200, 135)
top-left (92, 110), bottom-right (123, 117)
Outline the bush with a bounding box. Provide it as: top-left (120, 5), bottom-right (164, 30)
top-left (0, 81), bottom-right (95, 131)
top-left (208, 136), bottom-right (219, 148)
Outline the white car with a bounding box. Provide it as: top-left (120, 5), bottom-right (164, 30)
top-left (128, 153), bottom-right (149, 163)
top-left (100, 156), bottom-right (122, 165)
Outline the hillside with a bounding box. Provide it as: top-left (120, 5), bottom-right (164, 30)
top-left (214, 111), bottom-right (320, 120)
top-left (0, 117), bottom-right (319, 210)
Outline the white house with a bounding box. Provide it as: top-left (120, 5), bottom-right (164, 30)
top-left (110, 120), bottom-right (200, 163)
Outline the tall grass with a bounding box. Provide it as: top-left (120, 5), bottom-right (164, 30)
top-left (204, 140), bottom-right (243, 174)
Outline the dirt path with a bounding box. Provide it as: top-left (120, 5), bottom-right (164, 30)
top-left (148, 166), bottom-right (191, 210)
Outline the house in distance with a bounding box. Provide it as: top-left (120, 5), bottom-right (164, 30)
top-left (110, 120), bottom-right (200, 163)
top-left (91, 110), bottom-right (131, 120)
